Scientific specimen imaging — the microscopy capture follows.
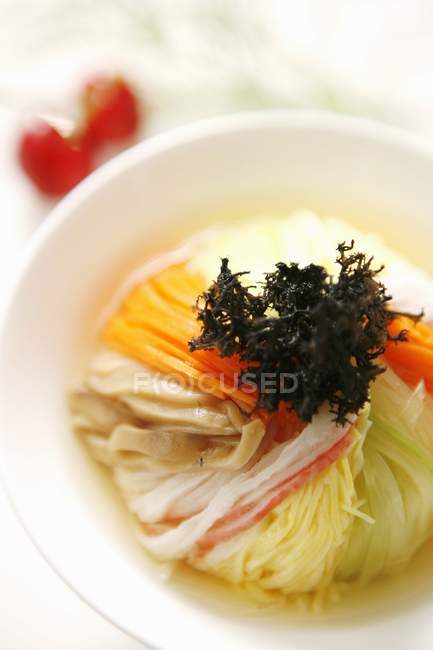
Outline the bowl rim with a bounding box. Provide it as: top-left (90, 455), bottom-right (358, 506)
top-left (5, 107), bottom-right (433, 306)
top-left (3, 106), bottom-right (433, 328)
top-left (2, 109), bottom-right (433, 648)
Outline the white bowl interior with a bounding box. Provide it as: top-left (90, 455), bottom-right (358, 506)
top-left (2, 113), bottom-right (433, 650)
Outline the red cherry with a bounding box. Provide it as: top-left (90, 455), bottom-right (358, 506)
top-left (81, 76), bottom-right (140, 149)
top-left (19, 121), bottom-right (92, 197)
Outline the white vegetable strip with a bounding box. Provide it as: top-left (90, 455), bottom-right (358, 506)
top-left (138, 407), bottom-right (353, 559)
top-left (114, 467), bottom-right (161, 499)
top-left (130, 471), bottom-right (214, 522)
top-left (167, 471), bottom-right (236, 520)
top-left (200, 522), bottom-right (262, 566)
top-left (234, 425), bottom-right (351, 508)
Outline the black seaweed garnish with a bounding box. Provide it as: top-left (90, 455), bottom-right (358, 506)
top-left (189, 242), bottom-right (417, 424)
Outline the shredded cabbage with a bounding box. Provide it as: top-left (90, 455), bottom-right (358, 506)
top-left (190, 409), bottom-right (369, 604)
top-left (337, 371), bottom-right (433, 584)
top-left (190, 370), bottom-right (433, 605)
top-left (187, 212), bottom-right (433, 321)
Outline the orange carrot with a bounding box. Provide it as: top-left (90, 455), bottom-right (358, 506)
top-left (103, 262), bottom-right (258, 411)
top-left (388, 316), bottom-right (433, 350)
top-left (385, 316), bottom-right (433, 392)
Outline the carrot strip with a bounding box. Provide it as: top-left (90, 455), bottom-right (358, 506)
top-left (385, 316), bottom-right (433, 391)
top-left (103, 262), bottom-right (258, 411)
top-left (388, 316), bottom-right (433, 350)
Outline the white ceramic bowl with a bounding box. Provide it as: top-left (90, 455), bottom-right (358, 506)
top-left (2, 111), bottom-right (433, 650)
